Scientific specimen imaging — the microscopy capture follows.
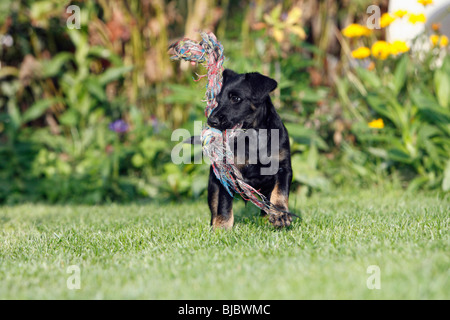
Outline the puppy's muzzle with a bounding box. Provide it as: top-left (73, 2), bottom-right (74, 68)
top-left (207, 114), bottom-right (228, 130)
top-left (207, 115), bottom-right (220, 128)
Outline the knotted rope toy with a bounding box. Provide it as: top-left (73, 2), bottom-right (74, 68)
top-left (169, 31), bottom-right (293, 218)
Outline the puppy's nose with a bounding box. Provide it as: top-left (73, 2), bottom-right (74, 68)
top-left (207, 116), bottom-right (220, 128)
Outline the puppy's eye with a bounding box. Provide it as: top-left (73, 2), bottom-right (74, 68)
top-left (229, 93), bottom-right (241, 104)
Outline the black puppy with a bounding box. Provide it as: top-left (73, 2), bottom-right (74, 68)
top-left (206, 69), bottom-right (293, 229)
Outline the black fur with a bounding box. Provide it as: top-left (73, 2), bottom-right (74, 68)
top-left (206, 69), bottom-right (293, 229)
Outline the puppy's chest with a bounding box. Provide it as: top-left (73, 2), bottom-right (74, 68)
top-left (230, 130), bottom-right (275, 163)
top-left (236, 163), bottom-right (276, 190)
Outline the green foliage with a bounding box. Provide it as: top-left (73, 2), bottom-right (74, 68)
top-left (340, 50), bottom-right (450, 191)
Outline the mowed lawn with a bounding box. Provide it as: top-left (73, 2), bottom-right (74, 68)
top-left (0, 189), bottom-right (448, 299)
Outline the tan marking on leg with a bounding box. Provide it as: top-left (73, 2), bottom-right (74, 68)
top-left (212, 209), bottom-right (234, 230)
top-left (269, 181), bottom-right (291, 228)
top-left (270, 182), bottom-right (288, 211)
top-left (209, 188), bottom-right (219, 216)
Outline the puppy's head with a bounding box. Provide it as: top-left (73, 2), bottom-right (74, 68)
top-left (207, 69), bottom-right (277, 130)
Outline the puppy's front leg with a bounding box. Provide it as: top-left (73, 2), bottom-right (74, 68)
top-left (268, 167), bottom-right (293, 228)
top-left (208, 166), bottom-right (234, 230)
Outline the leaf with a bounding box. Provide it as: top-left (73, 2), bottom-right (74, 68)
top-left (163, 83), bottom-right (204, 107)
top-left (86, 78), bottom-right (107, 101)
top-left (277, 79), bottom-right (296, 90)
top-left (58, 109), bottom-right (79, 127)
top-left (88, 46), bottom-right (123, 66)
top-left (291, 154), bottom-right (330, 190)
top-left (263, 13), bottom-right (275, 25)
top-left (410, 91), bottom-right (450, 135)
top-left (21, 98), bottom-right (61, 124)
top-left (69, 30), bottom-right (89, 66)
top-left (417, 124), bottom-right (441, 139)
top-left (270, 4), bottom-right (283, 21)
top-left (443, 160), bottom-right (450, 192)
top-left (367, 147), bottom-right (388, 159)
top-left (29, 0), bottom-right (59, 27)
top-left (351, 163), bottom-right (369, 177)
top-left (393, 54), bottom-right (408, 95)
top-left (422, 138), bottom-right (439, 166)
top-left (284, 123), bottom-right (328, 150)
top-left (306, 143), bottom-right (318, 170)
top-left (6, 99), bottom-right (21, 131)
top-left (42, 52), bottom-right (73, 78)
top-left (191, 174), bottom-right (207, 197)
top-left (286, 7), bottom-right (302, 25)
top-left (366, 94), bottom-right (391, 119)
top-left (407, 175), bottom-right (429, 193)
top-left (297, 87), bottom-right (328, 103)
top-left (411, 91), bottom-right (450, 118)
top-left (289, 25), bottom-right (306, 40)
top-left (434, 69), bottom-right (450, 108)
top-left (98, 66), bottom-right (133, 86)
top-left (355, 67), bottom-right (381, 89)
top-left (387, 147), bottom-right (413, 164)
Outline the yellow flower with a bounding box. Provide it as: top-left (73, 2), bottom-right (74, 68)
top-left (351, 47), bottom-right (371, 59)
top-left (394, 10), bottom-right (408, 18)
top-left (418, 0), bottom-right (433, 6)
top-left (371, 41), bottom-right (391, 60)
top-left (390, 40), bottom-right (409, 55)
top-left (342, 24), bottom-right (372, 38)
top-left (408, 13), bottom-right (426, 24)
top-left (368, 118), bottom-right (384, 129)
top-left (430, 34), bottom-right (439, 46)
top-left (380, 13), bottom-right (396, 28)
top-left (431, 34), bottom-right (449, 47)
top-left (441, 35), bottom-right (449, 47)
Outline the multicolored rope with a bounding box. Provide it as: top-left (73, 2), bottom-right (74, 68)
top-left (170, 31), bottom-right (286, 216)
top-left (169, 32), bottom-right (224, 118)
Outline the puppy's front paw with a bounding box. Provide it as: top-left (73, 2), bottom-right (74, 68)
top-left (268, 212), bottom-right (292, 228)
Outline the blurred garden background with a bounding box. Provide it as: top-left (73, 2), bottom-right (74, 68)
top-left (1, 0), bottom-right (449, 204)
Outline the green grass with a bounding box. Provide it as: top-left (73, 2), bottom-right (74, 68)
top-left (0, 188), bottom-right (448, 299)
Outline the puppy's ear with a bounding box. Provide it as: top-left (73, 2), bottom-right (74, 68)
top-left (245, 72), bottom-right (277, 102)
top-left (222, 69), bottom-right (238, 84)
